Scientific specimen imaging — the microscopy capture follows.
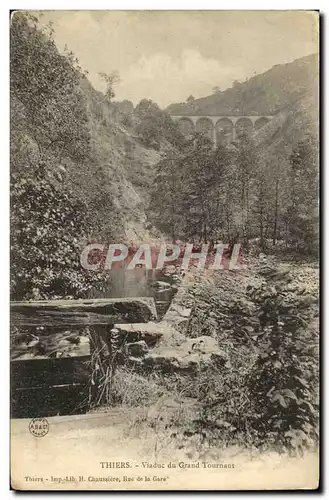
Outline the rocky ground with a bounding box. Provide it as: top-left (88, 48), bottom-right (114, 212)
top-left (11, 253), bottom-right (319, 452)
top-left (11, 252), bottom-right (319, 484)
top-left (110, 253), bottom-right (318, 377)
top-left (11, 253), bottom-right (319, 378)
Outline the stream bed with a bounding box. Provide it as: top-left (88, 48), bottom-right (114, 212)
top-left (88, 268), bottom-right (178, 320)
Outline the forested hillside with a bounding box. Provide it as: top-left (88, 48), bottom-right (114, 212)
top-left (10, 13), bottom-right (183, 300)
top-left (167, 53), bottom-right (318, 117)
top-left (150, 55), bottom-right (319, 254)
top-left (10, 12), bottom-right (319, 302)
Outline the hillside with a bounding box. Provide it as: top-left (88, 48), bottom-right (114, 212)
top-left (10, 13), bottom-right (319, 470)
top-left (167, 53), bottom-right (318, 164)
top-left (78, 53), bottom-right (320, 234)
top-left (10, 13), bottom-right (319, 302)
top-left (57, 55), bottom-right (318, 245)
top-left (254, 82), bottom-right (318, 160)
top-left (68, 77), bottom-right (165, 242)
top-left (167, 53), bottom-right (318, 117)
top-left (10, 12), bottom-right (183, 246)
top-left (76, 81), bottom-right (188, 241)
top-left (10, 13), bottom-right (183, 300)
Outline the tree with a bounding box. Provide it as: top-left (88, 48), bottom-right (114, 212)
top-left (135, 99), bottom-right (159, 118)
top-left (149, 136), bottom-right (227, 243)
top-left (212, 86), bottom-right (221, 95)
top-left (232, 80), bottom-right (246, 114)
top-left (213, 145), bottom-right (238, 243)
top-left (10, 13), bottom-right (107, 300)
top-left (286, 136), bottom-right (319, 254)
top-left (232, 80), bottom-right (241, 89)
top-left (11, 12), bottom-right (91, 165)
top-left (179, 135), bottom-right (217, 242)
top-left (149, 155), bottom-right (184, 240)
top-left (253, 161), bottom-right (271, 249)
top-left (134, 99), bottom-right (186, 150)
top-left (10, 162), bottom-right (105, 300)
top-left (99, 70), bottom-right (121, 102)
top-left (235, 133), bottom-right (259, 243)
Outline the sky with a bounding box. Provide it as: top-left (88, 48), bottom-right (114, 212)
top-left (37, 10), bottom-right (318, 108)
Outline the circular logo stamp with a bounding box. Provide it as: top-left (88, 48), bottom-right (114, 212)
top-left (28, 418), bottom-right (49, 437)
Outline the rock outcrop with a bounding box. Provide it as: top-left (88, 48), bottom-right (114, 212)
top-left (119, 330), bottom-right (229, 374)
top-left (113, 321), bottom-right (184, 347)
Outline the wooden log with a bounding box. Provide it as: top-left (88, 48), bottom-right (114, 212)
top-left (11, 356), bottom-right (91, 418)
top-left (10, 297), bottom-right (157, 416)
top-left (11, 356), bottom-right (91, 389)
top-left (11, 385), bottom-right (89, 419)
top-left (10, 297), bottom-right (157, 328)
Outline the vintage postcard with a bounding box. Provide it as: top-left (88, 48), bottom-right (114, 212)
top-left (10, 10), bottom-right (319, 490)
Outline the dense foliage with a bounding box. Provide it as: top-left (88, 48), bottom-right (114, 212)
top-left (134, 99), bottom-right (186, 150)
top-left (286, 136), bottom-right (319, 254)
top-left (10, 162), bottom-right (106, 300)
top-left (11, 13), bottom-right (90, 166)
top-left (247, 269), bottom-right (319, 450)
top-left (10, 13), bottom-right (107, 300)
top-left (178, 262), bottom-right (319, 453)
top-left (149, 131), bottom-right (318, 255)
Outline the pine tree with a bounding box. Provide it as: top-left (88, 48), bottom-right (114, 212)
top-left (235, 133), bottom-right (259, 244)
top-left (287, 136), bottom-right (319, 254)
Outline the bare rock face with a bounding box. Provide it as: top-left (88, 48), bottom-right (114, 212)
top-left (127, 335), bottom-right (229, 374)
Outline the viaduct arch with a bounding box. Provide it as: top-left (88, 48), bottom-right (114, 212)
top-left (171, 114), bottom-right (273, 147)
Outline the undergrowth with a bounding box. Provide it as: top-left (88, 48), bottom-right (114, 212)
top-left (105, 261), bottom-right (319, 456)
top-left (181, 263), bottom-right (319, 454)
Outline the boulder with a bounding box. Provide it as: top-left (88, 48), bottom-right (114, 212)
top-left (113, 321), bottom-right (185, 349)
top-left (163, 304), bottom-right (192, 332)
top-left (133, 335), bottom-right (229, 374)
top-left (183, 336), bottom-right (218, 354)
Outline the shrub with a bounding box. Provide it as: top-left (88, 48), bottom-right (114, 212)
top-left (177, 264), bottom-right (318, 453)
top-left (247, 269), bottom-right (319, 452)
top-left (10, 161), bottom-right (107, 300)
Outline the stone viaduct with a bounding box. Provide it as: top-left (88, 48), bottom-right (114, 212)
top-left (170, 114), bottom-right (273, 147)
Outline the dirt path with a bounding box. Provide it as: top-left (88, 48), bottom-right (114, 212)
top-left (11, 409), bottom-right (318, 490)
